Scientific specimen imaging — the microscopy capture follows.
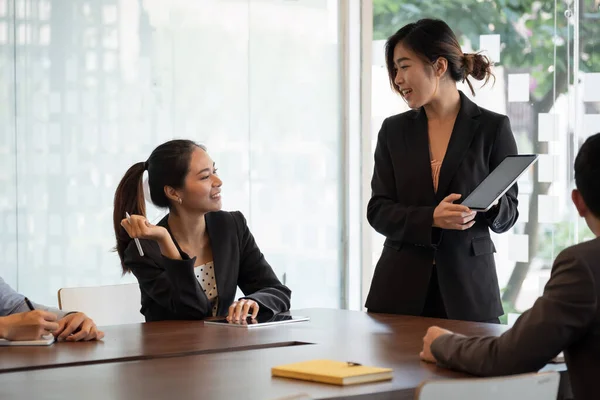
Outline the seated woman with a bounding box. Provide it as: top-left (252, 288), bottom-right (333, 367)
top-left (113, 139), bottom-right (291, 322)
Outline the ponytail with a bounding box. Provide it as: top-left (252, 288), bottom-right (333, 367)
top-left (113, 161), bottom-right (146, 273)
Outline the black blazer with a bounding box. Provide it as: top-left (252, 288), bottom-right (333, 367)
top-left (124, 211), bottom-right (291, 322)
top-left (432, 237), bottom-right (600, 400)
top-left (366, 92), bottom-right (519, 322)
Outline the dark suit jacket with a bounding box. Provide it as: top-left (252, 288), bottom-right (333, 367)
top-left (366, 91), bottom-right (519, 322)
top-left (124, 211), bottom-right (291, 322)
top-left (432, 237), bottom-right (600, 400)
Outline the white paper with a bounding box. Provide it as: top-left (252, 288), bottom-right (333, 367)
top-left (538, 113), bottom-right (559, 142)
top-left (517, 194), bottom-right (530, 223)
top-left (479, 34), bottom-right (501, 63)
top-left (508, 234), bottom-right (529, 262)
top-left (583, 73), bottom-right (600, 102)
top-left (583, 114), bottom-right (600, 139)
top-left (538, 195), bottom-right (560, 223)
top-left (537, 154), bottom-right (557, 183)
top-left (508, 74), bottom-right (530, 102)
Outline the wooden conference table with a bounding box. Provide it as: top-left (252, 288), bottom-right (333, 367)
top-left (0, 308), bottom-right (565, 399)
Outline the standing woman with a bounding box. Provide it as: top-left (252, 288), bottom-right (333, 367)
top-left (113, 140), bottom-right (291, 322)
top-left (366, 19), bottom-right (519, 323)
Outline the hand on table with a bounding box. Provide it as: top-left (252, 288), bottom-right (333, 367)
top-left (420, 326), bottom-right (453, 363)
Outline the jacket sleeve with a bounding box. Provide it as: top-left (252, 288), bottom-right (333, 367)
top-left (233, 212), bottom-right (291, 315)
top-left (367, 118), bottom-right (436, 246)
top-left (125, 241), bottom-right (209, 319)
top-left (431, 246), bottom-right (597, 376)
top-left (484, 116), bottom-right (520, 233)
top-left (0, 276), bottom-right (68, 319)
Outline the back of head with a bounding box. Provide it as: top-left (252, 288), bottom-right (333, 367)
top-left (575, 132), bottom-right (600, 219)
top-left (385, 18), bottom-right (494, 96)
top-left (112, 139), bottom-right (205, 272)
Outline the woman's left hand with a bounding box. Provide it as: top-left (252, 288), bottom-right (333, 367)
top-left (227, 299), bottom-right (259, 321)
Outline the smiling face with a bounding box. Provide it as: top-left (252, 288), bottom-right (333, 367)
top-left (392, 42), bottom-right (439, 109)
top-left (171, 147), bottom-right (223, 213)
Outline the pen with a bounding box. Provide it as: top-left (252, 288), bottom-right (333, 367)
top-left (125, 212), bottom-right (145, 257)
top-left (24, 297), bottom-right (35, 311)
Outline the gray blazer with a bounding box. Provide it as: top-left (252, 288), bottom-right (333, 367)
top-left (431, 237), bottom-right (600, 400)
top-left (0, 276), bottom-right (68, 319)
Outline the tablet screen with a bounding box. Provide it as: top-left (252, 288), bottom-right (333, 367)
top-left (461, 155), bottom-right (537, 211)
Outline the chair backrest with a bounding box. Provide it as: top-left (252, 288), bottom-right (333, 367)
top-left (58, 283), bottom-right (145, 326)
top-left (415, 372), bottom-right (560, 400)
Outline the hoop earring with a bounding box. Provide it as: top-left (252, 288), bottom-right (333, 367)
top-left (178, 198), bottom-right (182, 205)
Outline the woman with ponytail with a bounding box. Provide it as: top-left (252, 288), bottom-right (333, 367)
top-left (113, 140), bottom-right (291, 322)
top-left (366, 19), bottom-right (519, 323)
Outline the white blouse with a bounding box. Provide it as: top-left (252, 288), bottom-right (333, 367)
top-left (194, 261), bottom-right (218, 316)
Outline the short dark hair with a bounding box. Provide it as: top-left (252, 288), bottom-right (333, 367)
top-left (574, 132), bottom-right (600, 218)
top-left (385, 18), bottom-right (494, 96)
top-left (113, 139), bottom-right (205, 272)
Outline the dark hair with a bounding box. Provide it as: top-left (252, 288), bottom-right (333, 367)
top-left (574, 132), bottom-right (600, 219)
top-left (385, 18), bottom-right (494, 96)
top-left (113, 139), bottom-right (205, 272)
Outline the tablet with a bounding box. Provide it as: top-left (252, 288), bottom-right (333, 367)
top-left (204, 313), bottom-right (309, 329)
top-left (461, 154), bottom-right (538, 212)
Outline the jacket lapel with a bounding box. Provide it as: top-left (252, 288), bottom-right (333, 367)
top-left (434, 92), bottom-right (481, 202)
top-left (205, 213), bottom-right (231, 315)
top-left (409, 108), bottom-right (437, 205)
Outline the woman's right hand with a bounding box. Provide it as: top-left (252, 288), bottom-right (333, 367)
top-left (121, 214), bottom-right (181, 259)
top-left (120, 214), bottom-right (168, 242)
top-left (433, 194), bottom-right (476, 230)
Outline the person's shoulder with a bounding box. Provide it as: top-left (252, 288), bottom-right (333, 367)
top-left (557, 237), bottom-right (600, 269)
top-left (207, 211), bottom-right (251, 245)
top-left (384, 108), bottom-right (420, 127)
top-left (206, 211), bottom-right (249, 235)
top-left (476, 104), bottom-right (508, 124)
top-left (206, 210), bottom-right (244, 224)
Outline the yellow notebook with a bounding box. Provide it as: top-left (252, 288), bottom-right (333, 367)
top-left (271, 360), bottom-right (393, 386)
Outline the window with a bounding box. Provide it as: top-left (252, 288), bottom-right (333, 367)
top-left (3, 0), bottom-right (345, 310)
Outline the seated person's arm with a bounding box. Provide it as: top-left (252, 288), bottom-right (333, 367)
top-left (0, 277), bottom-right (102, 341)
top-left (0, 310), bottom-right (59, 341)
top-left (425, 247), bottom-right (597, 376)
top-left (233, 212), bottom-right (291, 318)
top-left (125, 238), bottom-right (211, 320)
top-left (121, 214), bottom-right (213, 320)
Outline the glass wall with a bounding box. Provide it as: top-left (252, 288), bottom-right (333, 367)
top-left (0, 0), bottom-right (17, 289)
top-left (370, 0), bottom-right (600, 320)
top-left (2, 0), bottom-right (343, 309)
